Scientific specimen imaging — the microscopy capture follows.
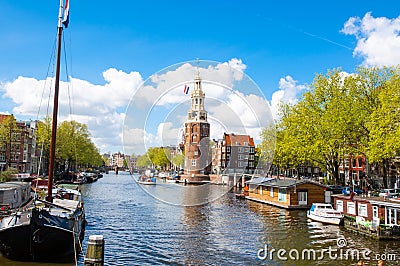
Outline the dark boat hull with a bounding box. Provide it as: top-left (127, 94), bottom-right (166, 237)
top-left (0, 208), bottom-right (85, 262)
top-left (0, 223), bottom-right (31, 261)
top-left (30, 208), bottom-right (85, 262)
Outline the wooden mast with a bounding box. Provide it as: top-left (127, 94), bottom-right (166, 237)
top-left (47, 0), bottom-right (64, 202)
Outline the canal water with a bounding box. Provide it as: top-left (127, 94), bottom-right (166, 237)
top-left (0, 172), bottom-right (398, 265)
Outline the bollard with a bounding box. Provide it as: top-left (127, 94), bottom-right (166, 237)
top-left (84, 235), bottom-right (104, 266)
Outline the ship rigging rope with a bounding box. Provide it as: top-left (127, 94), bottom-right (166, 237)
top-left (62, 33), bottom-right (79, 168)
top-left (35, 32), bottom-right (57, 179)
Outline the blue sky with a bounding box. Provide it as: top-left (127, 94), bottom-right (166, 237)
top-left (1, 1), bottom-right (400, 154)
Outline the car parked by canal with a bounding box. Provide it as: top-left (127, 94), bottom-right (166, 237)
top-left (342, 186), bottom-right (363, 195)
top-left (327, 185), bottom-right (343, 194)
top-left (378, 189), bottom-right (399, 198)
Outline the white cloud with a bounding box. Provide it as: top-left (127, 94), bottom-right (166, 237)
top-left (269, 75), bottom-right (306, 120)
top-left (1, 68), bottom-right (143, 153)
top-left (1, 58), bottom-right (282, 155)
top-left (341, 12), bottom-right (400, 66)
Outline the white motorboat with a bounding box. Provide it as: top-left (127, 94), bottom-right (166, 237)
top-left (307, 203), bottom-right (344, 225)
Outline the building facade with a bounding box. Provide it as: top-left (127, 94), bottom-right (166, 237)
top-left (212, 133), bottom-right (256, 174)
top-left (0, 115), bottom-right (39, 174)
top-left (183, 70), bottom-right (211, 178)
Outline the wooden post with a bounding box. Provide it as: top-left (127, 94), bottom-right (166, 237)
top-left (84, 235), bottom-right (104, 266)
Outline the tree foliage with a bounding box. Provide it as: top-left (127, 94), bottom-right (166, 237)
top-left (260, 66), bottom-right (400, 187)
top-left (36, 118), bottom-right (103, 171)
top-left (0, 167), bottom-right (18, 182)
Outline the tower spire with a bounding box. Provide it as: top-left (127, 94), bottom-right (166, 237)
top-left (187, 65), bottom-right (207, 122)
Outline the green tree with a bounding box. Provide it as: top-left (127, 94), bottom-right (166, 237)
top-left (0, 167), bottom-right (18, 182)
top-left (136, 154), bottom-right (151, 168)
top-left (171, 153), bottom-right (184, 169)
top-left (365, 68), bottom-right (400, 187)
top-left (36, 118), bottom-right (103, 174)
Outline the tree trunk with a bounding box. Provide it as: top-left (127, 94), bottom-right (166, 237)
top-left (382, 159), bottom-right (388, 189)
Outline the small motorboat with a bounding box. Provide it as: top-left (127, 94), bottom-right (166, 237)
top-left (307, 203), bottom-right (344, 225)
top-left (137, 176), bottom-right (156, 185)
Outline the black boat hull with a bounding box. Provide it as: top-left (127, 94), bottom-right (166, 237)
top-left (0, 208), bottom-right (85, 262)
top-left (0, 223), bottom-right (31, 261)
top-left (30, 208), bottom-right (86, 262)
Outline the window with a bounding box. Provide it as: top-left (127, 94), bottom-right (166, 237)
top-left (250, 147), bottom-right (254, 153)
top-left (358, 204), bottom-right (368, 217)
top-left (386, 208), bottom-right (397, 225)
top-left (244, 142), bottom-right (248, 146)
top-left (194, 150), bottom-right (198, 156)
top-left (238, 147), bottom-right (244, 153)
top-left (270, 187), bottom-right (274, 197)
top-left (259, 186), bottom-right (263, 195)
top-left (226, 147), bottom-right (231, 152)
top-left (238, 161), bottom-right (243, 167)
top-left (249, 162), bottom-right (254, 167)
top-left (278, 189), bottom-right (286, 202)
top-left (372, 206), bottom-right (378, 219)
top-left (336, 200), bottom-right (343, 212)
top-left (191, 160), bottom-right (196, 166)
top-left (238, 154), bottom-right (243, 160)
top-left (298, 191), bottom-right (308, 205)
top-left (347, 202), bottom-right (355, 215)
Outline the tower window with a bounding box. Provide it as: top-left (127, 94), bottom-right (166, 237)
top-left (191, 160), bottom-right (196, 166)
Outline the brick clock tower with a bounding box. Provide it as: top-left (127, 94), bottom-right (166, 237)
top-left (183, 70), bottom-right (211, 183)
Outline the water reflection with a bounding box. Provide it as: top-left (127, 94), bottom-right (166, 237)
top-left (1, 173), bottom-right (399, 265)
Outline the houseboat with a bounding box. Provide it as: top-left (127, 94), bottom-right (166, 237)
top-left (333, 194), bottom-right (400, 240)
top-left (245, 178), bottom-right (329, 209)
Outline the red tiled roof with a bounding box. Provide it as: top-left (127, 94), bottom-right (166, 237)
top-left (224, 133), bottom-right (254, 146)
top-left (0, 114), bottom-right (11, 123)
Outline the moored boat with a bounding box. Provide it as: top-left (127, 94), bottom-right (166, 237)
top-left (137, 175), bottom-right (156, 185)
top-left (0, 188), bottom-right (86, 262)
top-left (0, 1), bottom-right (87, 262)
top-left (307, 203), bottom-right (344, 225)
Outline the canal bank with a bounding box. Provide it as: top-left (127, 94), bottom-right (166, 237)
top-left (2, 172), bottom-right (398, 265)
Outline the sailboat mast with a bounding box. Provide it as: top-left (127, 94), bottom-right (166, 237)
top-left (47, 0), bottom-right (64, 202)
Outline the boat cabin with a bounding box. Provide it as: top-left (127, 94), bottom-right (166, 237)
top-left (246, 178), bottom-right (328, 209)
top-left (0, 182), bottom-right (31, 209)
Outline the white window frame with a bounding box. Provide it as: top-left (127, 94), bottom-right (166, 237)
top-left (358, 203), bottom-right (368, 217)
top-left (347, 202), bottom-right (356, 215)
top-left (270, 187), bottom-right (274, 197)
top-left (336, 200), bottom-right (343, 212)
top-left (278, 188), bottom-right (286, 202)
top-left (372, 206), bottom-right (378, 219)
top-left (191, 160), bottom-right (196, 166)
top-left (298, 191), bottom-right (308, 205)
